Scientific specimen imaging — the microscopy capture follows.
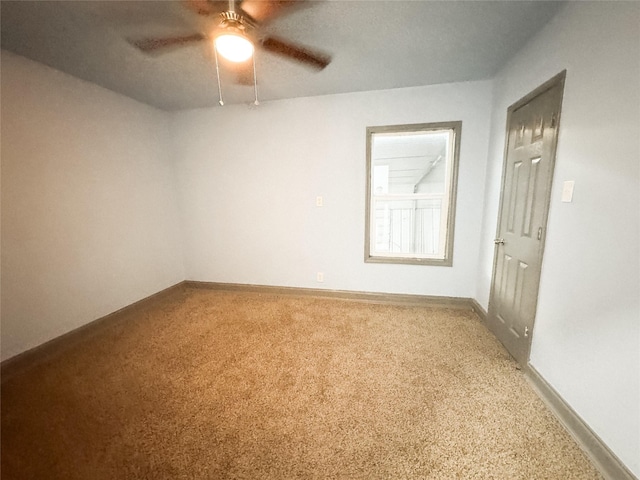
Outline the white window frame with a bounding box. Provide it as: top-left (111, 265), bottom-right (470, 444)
top-left (364, 121), bottom-right (462, 266)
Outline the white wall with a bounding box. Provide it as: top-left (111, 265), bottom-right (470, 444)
top-left (475, 3), bottom-right (640, 476)
top-left (171, 81), bottom-right (492, 298)
top-left (1, 51), bottom-right (185, 361)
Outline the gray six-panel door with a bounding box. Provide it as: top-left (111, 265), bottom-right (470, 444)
top-left (487, 72), bottom-right (565, 366)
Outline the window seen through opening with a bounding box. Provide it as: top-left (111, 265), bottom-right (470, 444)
top-left (365, 122), bottom-right (461, 266)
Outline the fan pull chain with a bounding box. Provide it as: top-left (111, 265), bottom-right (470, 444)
top-left (214, 47), bottom-right (224, 106)
top-left (252, 54), bottom-right (259, 106)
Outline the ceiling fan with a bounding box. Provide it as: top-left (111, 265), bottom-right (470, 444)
top-left (128, 0), bottom-right (331, 73)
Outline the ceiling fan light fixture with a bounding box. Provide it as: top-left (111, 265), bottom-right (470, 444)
top-left (215, 32), bottom-right (254, 62)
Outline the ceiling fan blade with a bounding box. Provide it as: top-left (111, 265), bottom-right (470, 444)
top-left (182, 0), bottom-right (229, 17)
top-left (129, 33), bottom-right (207, 53)
top-left (260, 36), bottom-right (331, 70)
top-left (239, 0), bottom-right (308, 24)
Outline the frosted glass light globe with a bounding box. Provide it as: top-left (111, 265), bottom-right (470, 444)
top-left (215, 34), bottom-right (254, 62)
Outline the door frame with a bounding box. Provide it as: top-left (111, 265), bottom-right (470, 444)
top-left (487, 70), bottom-right (567, 365)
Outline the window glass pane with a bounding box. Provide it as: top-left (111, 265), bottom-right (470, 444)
top-left (365, 122), bottom-right (461, 266)
top-left (372, 198), bottom-right (442, 257)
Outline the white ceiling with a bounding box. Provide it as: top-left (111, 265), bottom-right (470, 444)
top-left (0, 0), bottom-right (564, 111)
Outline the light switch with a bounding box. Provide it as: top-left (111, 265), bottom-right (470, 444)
top-left (316, 196), bottom-right (323, 207)
top-left (561, 181), bottom-right (575, 203)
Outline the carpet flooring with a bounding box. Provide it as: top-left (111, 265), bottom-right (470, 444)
top-left (1, 287), bottom-right (602, 479)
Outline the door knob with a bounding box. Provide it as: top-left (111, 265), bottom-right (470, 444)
top-left (494, 238), bottom-right (505, 245)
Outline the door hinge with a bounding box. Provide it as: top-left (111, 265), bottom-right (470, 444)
top-left (524, 326), bottom-right (530, 337)
top-left (537, 227), bottom-right (543, 240)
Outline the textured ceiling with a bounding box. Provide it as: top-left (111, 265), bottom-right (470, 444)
top-left (0, 1), bottom-right (564, 111)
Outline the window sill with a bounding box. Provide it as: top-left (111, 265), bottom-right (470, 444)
top-left (364, 255), bottom-right (453, 267)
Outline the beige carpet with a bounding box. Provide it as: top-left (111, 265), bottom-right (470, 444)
top-left (1, 287), bottom-right (601, 479)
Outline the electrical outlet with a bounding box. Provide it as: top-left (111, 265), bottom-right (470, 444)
top-left (316, 196), bottom-right (323, 207)
top-left (316, 272), bottom-right (324, 282)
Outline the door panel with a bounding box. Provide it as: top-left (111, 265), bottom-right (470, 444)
top-left (487, 72), bottom-right (565, 365)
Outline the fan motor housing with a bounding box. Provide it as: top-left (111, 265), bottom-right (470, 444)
top-left (219, 11), bottom-right (249, 32)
